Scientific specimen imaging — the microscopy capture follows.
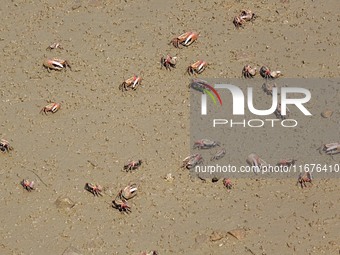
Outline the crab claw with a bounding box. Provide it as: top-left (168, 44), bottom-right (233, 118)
top-left (120, 183), bottom-right (138, 200)
top-left (246, 153), bottom-right (267, 172)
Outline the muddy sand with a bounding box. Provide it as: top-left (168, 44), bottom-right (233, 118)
top-left (0, 0), bottom-right (339, 254)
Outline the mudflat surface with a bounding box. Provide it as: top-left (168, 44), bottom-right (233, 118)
top-left (0, 0), bottom-right (339, 254)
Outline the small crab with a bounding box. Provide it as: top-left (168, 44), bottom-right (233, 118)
top-left (170, 31), bottom-right (199, 48)
top-left (85, 183), bottom-right (103, 196)
top-left (240, 9), bottom-right (256, 22)
top-left (260, 66), bottom-right (282, 79)
top-left (124, 159), bottom-right (142, 171)
top-left (120, 183), bottom-right (138, 200)
top-left (262, 82), bottom-right (277, 95)
top-left (223, 178), bottom-right (232, 189)
top-left (182, 153), bottom-right (203, 169)
top-left (297, 172), bottom-right (312, 188)
top-left (140, 251), bottom-right (158, 255)
top-left (0, 139), bottom-right (13, 153)
top-left (211, 148), bottom-right (226, 161)
top-left (233, 15), bottom-right (245, 28)
top-left (319, 143), bottom-right (340, 155)
top-left (246, 153), bottom-right (267, 172)
top-left (40, 102), bottom-right (61, 114)
top-left (276, 159), bottom-right (297, 167)
top-left (21, 179), bottom-right (34, 191)
top-left (112, 195), bottom-right (131, 213)
top-left (187, 60), bottom-right (207, 75)
top-left (43, 58), bottom-right (71, 71)
top-left (161, 55), bottom-right (177, 70)
top-left (119, 75), bottom-right (142, 91)
top-left (46, 42), bottom-right (63, 50)
top-left (242, 64), bottom-right (257, 78)
top-left (193, 139), bottom-right (219, 149)
top-left (274, 103), bottom-right (290, 120)
top-left (233, 9), bottom-right (255, 28)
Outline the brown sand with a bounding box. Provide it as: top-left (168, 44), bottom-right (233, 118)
top-left (0, 0), bottom-right (339, 254)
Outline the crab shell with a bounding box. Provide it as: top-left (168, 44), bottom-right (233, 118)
top-left (46, 43), bottom-right (63, 50)
top-left (242, 65), bottom-right (257, 78)
top-left (121, 75), bottom-right (142, 90)
top-left (188, 60), bottom-right (207, 75)
top-left (233, 16), bottom-right (245, 28)
top-left (182, 153), bottom-right (203, 169)
top-left (112, 197), bottom-right (131, 213)
top-left (120, 183), bottom-right (138, 200)
top-left (298, 172), bottom-right (312, 184)
top-left (161, 55), bottom-right (177, 70)
top-left (194, 139), bottom-right (219, 149)
top-left (41, 102), bottom-right (61, 114)
top-left (171, 31), bottom-right (199, 48)
top-left (85, 183), bottom-right (102, 195)
top-left (223, 178), bottom-right (232, 189)
top-left (21, 179), bottom-right (34, 191)
top-left (0, 139), bottom-right (13, 152)
top-left (43, 58), bottom-right (70, 71)
top-left (240, 9), bottom-right (256, 21)
top-left (322, 143), bottom-right (340, 154)
top-left (246, 153), bottom-right (267, 169)
top-left (211, 148), bottom-right (226, 161)
top-left (277, 159), bottom-right (297, 167)
top-left (124, 160), bottom-right (142, 171)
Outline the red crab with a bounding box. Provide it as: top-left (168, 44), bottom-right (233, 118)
top-left (21, 179), bottom-right (34, 191)
top-left (85, 183), bottom-right (103, 196)
top-left (124, 160), bottom-right (142, 172)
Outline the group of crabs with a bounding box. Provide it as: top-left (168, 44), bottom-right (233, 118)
top-left (18, 136), bottom-right (143, 212)
top-left (181, 138), bottom-right (340, 189)
top-left (1, 9), bottom-right (339, 208)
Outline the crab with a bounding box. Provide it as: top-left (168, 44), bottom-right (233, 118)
top-left (260, 66), bottom-right (282, 79)
top-left (211, 148), bottom-right (226, 161)
top-left (297, 172), bottom-right (312, 188)
top-left (0, 139), bottom-right (13, 153)
top-left (119, 183), bottom-right (138, 200)
top-left (161, 55), bottom-right (177, 70)
top-left (40, 102), bottom-right (61, 114)
top-left (242, 64), bottom-right (257, 78)
top-left (46, 42), bottom-right (63, 50)
top-left (85, 183), bottom-right (103, 196)
top-left (233, 15), bottom-right (245, 28)
top-left (170, 31), bottom-right (199, 48)
top-left (182, 153), bottom-right (203, 169)
top-left (187, 60), bottom-right (207, 75)
top-left (43, 58), bottom-right (71, 71)
top-left (277, 159), bottom-right (297, 167)
top-left (319, 143), bottom-right (340, 155)
top-left (274, 103), bottom-right (290, 120)
top-left (140, 251), bottom-right (158, 255)
top-left (21, 179), bottom-right (34, 191)
top-left (240, 9), bottom-right (256, 22)
top-left (223, 178), bottom-right (232, 189)
top-left (193, 139), bottom-right (219, 149)
top-left (119, 75), bottom-right (142, 91)
top-left (112, 196), bottom-right (131, 213)
top-left (124, 159), bottom-right (142, 171)
top-left (233, 9), bottom-right (255, 28)
top-left (262, 82), bottom-right (277, 95)
top-left (246, 153), bottom-right (267, 172)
